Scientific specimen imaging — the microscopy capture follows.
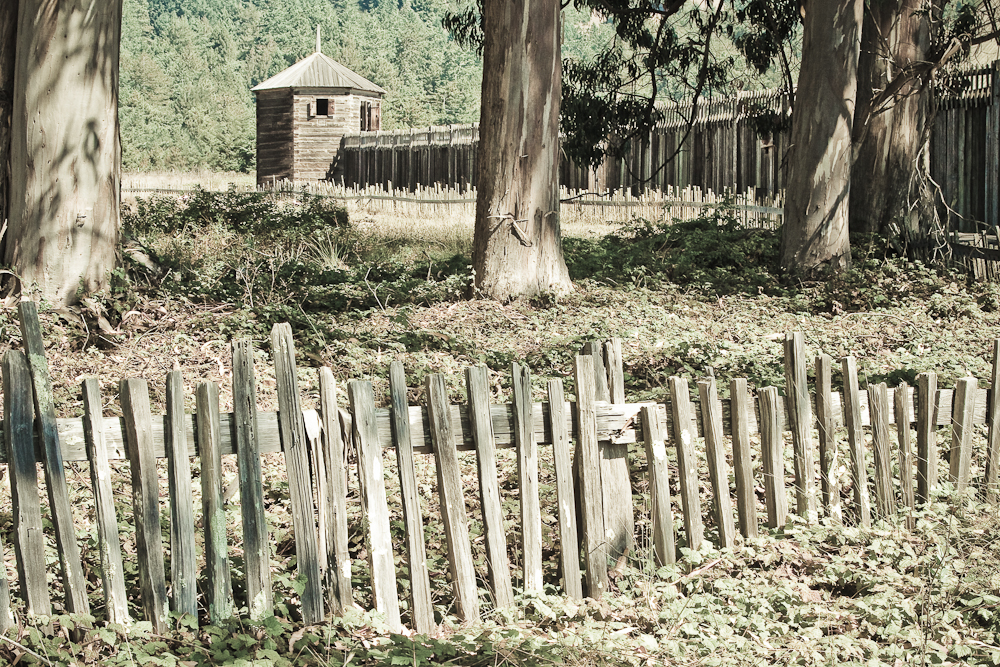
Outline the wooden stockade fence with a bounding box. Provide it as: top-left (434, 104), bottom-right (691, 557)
top-left (1, 309), bottom-right (1000, 635)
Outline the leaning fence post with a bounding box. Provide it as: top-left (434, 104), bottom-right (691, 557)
top-left (512, 363), bottom-right (543, 593)
top-left (547, 378), bottom-right (583, 598)
top-left (988, 340), bottom-right (1000, 504)
top-left (815, 354), bottom-right (841, 522)
top-left (165, 370), bottom-right (197, 620)
top-left (950, 377), bottom-right (978, 493)
top-left (916, 371), bottom-right (939, 502)
top-left (842, 357), bottom-right (872, 528)
top-left (894, 382), bottom-right (916, 528)
top-left (697, 378), bottom-right (736, 548)
top-left (784, 333), bottom-right (817, 523)
top-left (573, 355), bottom-right (608, 597)
top-left (641, 404), bottom-right (676, 564)
top-left (319, 368), bottom-right (353, 617)
top-left (868, 383), bottom-right (896, 519)
top-left (669, 376), bottom-right (704, 550)
top-left (198, 382), bottom-right (234, 624)
top-left (759, 387), bottom-right (788, 530)
top-left (730, 378), bottom-right (758, 538)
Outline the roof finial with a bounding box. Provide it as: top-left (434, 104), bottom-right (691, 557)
top-left (316, 25), bottom-right (321, 54)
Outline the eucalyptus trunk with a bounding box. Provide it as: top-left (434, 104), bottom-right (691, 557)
top-left (781, 0), bottom-right (864, 276)
top-left (7, 0), bottom-right (122, 306)
top-left (473, 0), bottom-right (571, 300)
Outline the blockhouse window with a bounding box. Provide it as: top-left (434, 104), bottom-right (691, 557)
top-left (316, 98), bottom-right (329, 116)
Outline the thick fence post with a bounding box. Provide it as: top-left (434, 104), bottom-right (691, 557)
top-left (165, 370), bottom-right (197, 619)
top-left (574, 355), bottom-right (608, 598)
top-left (669, 376), bottom-right (703, 550)
top-left (730, 378), bottom-right (758, 538)
top-left (842, 357), bottom-right (872, 527)
top-left (784, 333), bottom-right (816, 523)
top-left (815, 354), bottom-right (841, 521)
top-left (917, 371), bottom-right (939, 502)
top-left (868, 383), bottom-right (896, 519)
top-left (697, 378), bottom-right (735, 548)
top-left (759, 387), bottom-right (787, 530)
top-left (641, 405), bottom-right (676, 564)
top-left (895, 382), bottom-right (916, 528)
top-left (950, 377), bottom-right (978, 493)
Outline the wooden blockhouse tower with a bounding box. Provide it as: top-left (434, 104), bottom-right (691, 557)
top-left (252, 36), bottom-right (385, 186)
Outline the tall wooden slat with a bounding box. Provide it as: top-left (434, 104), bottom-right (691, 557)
top-left (120, 378), bottom-right (169, 632)
top-left (270, 323), bottom-right (323, 624)
top-left (759, 387), bottom-right (787, 530)
top-left (604, 339), bottom-right (626, 403)
top-left (231, 339), bottom-right (273, 621)
top-left (197, 382), bottom-right (233, 623)
top-left (868, 383), bottom-right (895, 519)
top-left (319, 369), bottom-right (352, 615)
top-left (349, 381), bottom-right (402, 631)
top-left (304, 409), bottom-right (328, 580)
top-left (547, 379), bottom-right (583, 598)
top-left (985, 340), bottom-right (1000, 504)
top-left (18, 301), bottom-right (90, 616)
top-left (950, 377), bottom-right (978, 493)
top-left (464, 365), bottom-right (513, 609)
top-left (696, 378), bottom-right (735, 548)
top-left (894, 382), bottom-right (916, 528)
top-left (841, 357), bottom-right (872, 528)
top-left (82, 379), bottom-right (130, 626)
top-left (640, 405), bottom-right (676, 564)
top-left (165, 370), bottom-right (196, 618)
top-left (729, 379), bottom-right (757, 539)
top-left (784, 333), bottom-right (816, 522)
top-left (389, 362), bottom-right (435, 631)
top-left (815, 355), bottom-right (841, 521)
top-left (668, 376), bottom-right (703, 550)
top-left (512, 363), bottom-right (543, 593)
top-left (423, 374), bottom-right (479, 620)
top-left (573, 356), bottom-right (608, 598)
top-left (3, 351), bottom-right (50, 616)
top-left (916, 371), bottom-right (939, 502)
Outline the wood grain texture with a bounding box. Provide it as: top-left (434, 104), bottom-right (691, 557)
top-left (231, 340), bottom-right (273, 621)
top-left (165, 370), bottom-right (197, 619)
top-left (198, 382), bottom-right (234, 624)
top-left (815, 355), bottom-right (841, 521)
top-left (573, 356), bottom-right (608, 598)
top-left (894, 381), bottom-right (916, 528)
top-left (697, 378), bottom-right (735, 548)
top-left (842, 357), bottom-right (872, 528)
top-left (547, 379), bottom-right (583, 598)
top-left (121, 378), bottom-right (169, 632)
top-left (3, 350), bottom-right (50, 616)
top-left (350, 380), bottom-right (403, 631)
top-left (759, 387), bottom-right (788, 530)
top-left (868, 383), bottom-right (895, 519)
top-left (423, 374), bottom-right (479, 620)
top-left (319, 368), bottom-right (353, 615)
top-left (784, 333), bottom-right (816, 522)
top-left (18, 300), bottom-right (90, 616)
top-left (641, 404), bottom-right (676, 564)
top-left (950, 377), bottom-right (978, 492)
top-left (669, 376), bottom-right (703, 550)
top-left (82, 379), bottom-right (130, 626)
top-left (916, 372), bottom-right (939, 502)
top-left (730, 379), bottom-right (758, 538)
top-left (271, 323), bottom-right (323, 624)
top-left (987, 341), bottom-right (1000, 504)
top-left (512, 363), bottom-right (543, 593)
top-left (390, 362), bottom-right (435, 631)
top-left (465, 365), bottom-right (513, 609)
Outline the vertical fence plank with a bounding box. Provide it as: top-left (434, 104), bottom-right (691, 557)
top-left (985, 341), bottom-right (1000, 504)
top-left (842, 357), bottom-right (872, 528)
top-left (894, 382), bottom-right (916, 528)
top-left (231, 340), bottom-right (273, 621)
top-left (512, 363), bottom-right (543, 593)
top-left (950, 377), bottom-right (978, 493)
top-left (82, 379), bottom-right (130, 626)
top-left (547, 379), bottom-right (583, 598)
top-left (423, 374), bottom-right (479, 621)
top-left (197, 382), bottom-right (233, 624)
top-left (815, 355), bottom-right (841, 521)
top-left (759, 387), bottom-right (788, 530)
top-left (18, 301), bottom-right (90, 616)
top-left (121, 378), bottom-right (169, 632)
top-left (697, 378), bottom-right (735, 548)
top-left (165, 370), bottom-right (197, 619)
top-left (271, 323), bottom-right (324, 624)
top-left (730, 379), bottom-right (758, 539)
top-left (3, 351), bottom-right (50, 617)
top-left (917, 371), bottom-right (939, 502)
top-left (784, 333), bottom-right (816, 522)
top-left (604, 339), bottom-right (626, 403)
top-left (389, 363), bottom-right (434, 631)
top-left (868, 383), bottom-right (896, 519)
top-left (349, 380), bottom-right (403, 630)
top-left (573, 356), bottom-right (608, 598)
top-left (304, 409), bottom-right (328, 581)
top-left (669, 376), bottom-right (704, 550)
top-left (464, 365), bottom-right (514, 610)
top-left (641, 405), bottom-right (676, 564)
top-left (319, 368), bottom-right (353, 616)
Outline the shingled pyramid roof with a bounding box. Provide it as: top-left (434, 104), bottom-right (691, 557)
top-left (252, 51), bottom-right (386, 95)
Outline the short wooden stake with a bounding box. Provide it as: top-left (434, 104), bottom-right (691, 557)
top-left (894, 382), bottom-right (916, 528)
top-left (985, 340), bottom-right (1000, 504)
top-left (512, 363), bottom-right (543, 592)
top-left (759, 387), bottom-right (787, 529)
top-left (916, 372), bottom-right (939, 502)
top-left (697, 378), bottom-right (736, 548)
top-left (868, 383), bottom-right (896, 519)
top-left (547, 379), bottom-right (583, 598)
top-left (784, 332), bottom-right (817, 522)
top-left (729, 379), bottom-right (758, 538)
top-left (841, 357), bottom-right (872, 528)
top-left (950, 377), bottom-right (978, 493)
top-left (641, 405), bottom-right (676, 564)
top-left (573, 355), bottom-right (608, 598)
top-left (668, 376), bottom-right (703, 550)
top-left (165, 370), bottom-right (197, 619)
top-left (198, 382), bottom-right (233, 623)
top-left (815, 354), bottom-right (841, 522)
top-left (319, 368), bottom-right (353, 616)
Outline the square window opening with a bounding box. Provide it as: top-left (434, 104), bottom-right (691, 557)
top-left (316, 98), bottom-right (329, 116)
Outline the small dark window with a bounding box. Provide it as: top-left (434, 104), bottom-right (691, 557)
top-left (316, 98), bottom-right (329, 116)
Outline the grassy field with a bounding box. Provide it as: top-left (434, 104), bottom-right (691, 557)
top-left (0, 181), bottom-right (998, 665)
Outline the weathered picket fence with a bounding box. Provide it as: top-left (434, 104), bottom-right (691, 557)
top-left (1, 303), bottom-right (999, 637)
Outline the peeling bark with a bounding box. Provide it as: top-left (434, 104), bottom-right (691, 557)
top-left (781, 0), bottom-right (864, 276)
top-left (7, 0), bottom-right (122, 306)
top-left (473, 0), bottom-right (571, 300)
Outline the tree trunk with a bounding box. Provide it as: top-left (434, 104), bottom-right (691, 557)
top-left (473, 0), bottom-right (571, 300)
top-left (850, 0), bottom-right (934, 241)
top-left (0, 1), bottom-right (16, 248)
top-left (780, 0), bottom-right (864, 276)
top-left (7, 0), bottom-right (122, 306)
